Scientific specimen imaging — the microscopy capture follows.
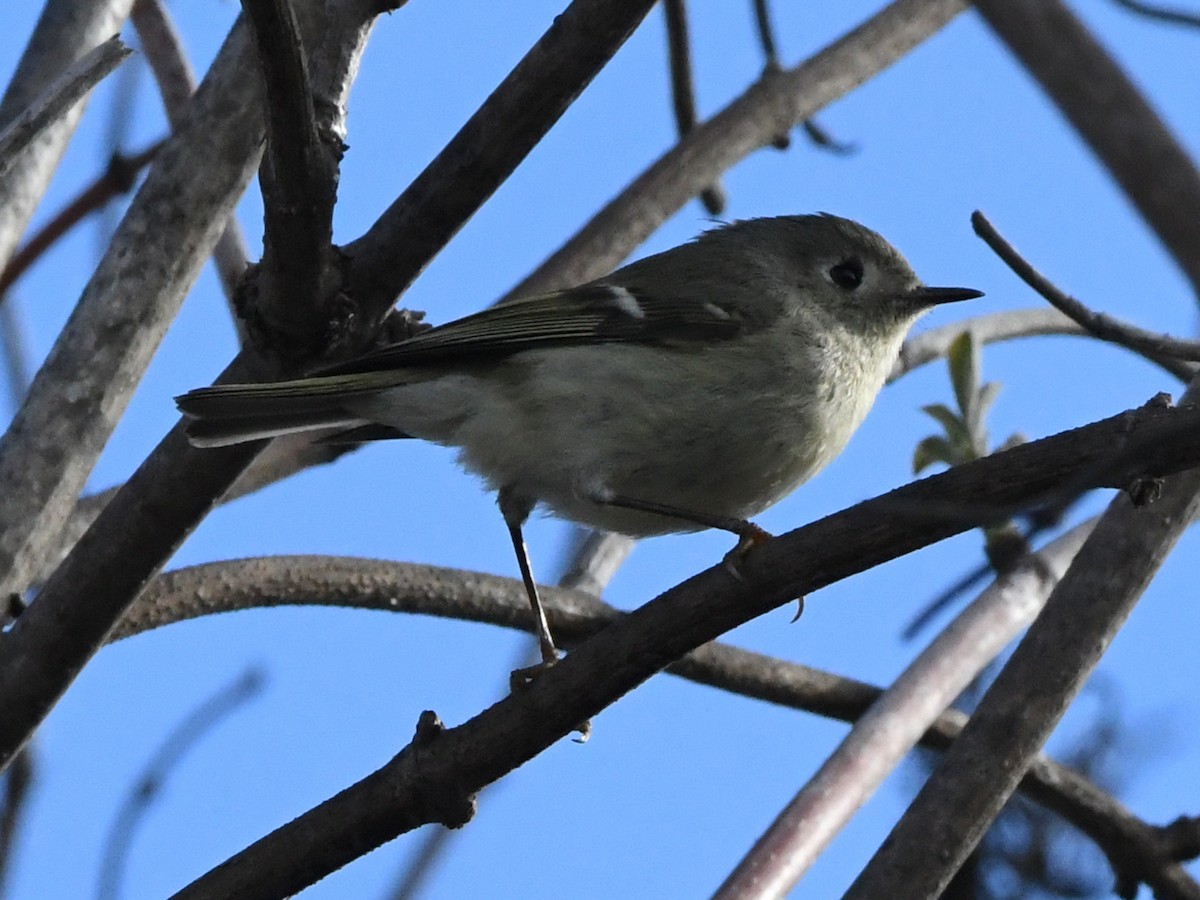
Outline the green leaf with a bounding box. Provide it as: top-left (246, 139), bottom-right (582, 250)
top-left (947, 331), bottom-right (981, 421)
top-left (973, 380), bottom-right (1002, 431)
top-left (913, 435), bottom-right (955, 474)
top-left (921, 403), bottom-right (971, 449)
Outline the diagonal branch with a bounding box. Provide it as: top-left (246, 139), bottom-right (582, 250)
top-left (342, 0), bottom-right (659, 325)
top-left (0, 18), bottom-right (266, 605)
top-left (0, 0), bottom-right (135, 274)
top-left (112, 547), bottom-right (1196, 898)
top-left (974, 0), bottom-right (1200, 298)
top-left (713, 520), bottom-right (1098, 899)
top-left (845, 386), bottom-right (1200, 900)
top-left (505, 0), bottom-right (968, 299)
top-left (973, 210), bottom-right (1200, 362)
top-left (132, 0), bottom-right (250, 303)
top-left (169, 396), bottom-right (1200, 897)
top-left (0, 36), bottom-right (132, 178)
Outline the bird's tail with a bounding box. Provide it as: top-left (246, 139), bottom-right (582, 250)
top-left (175, 373), bottom-right (403, 448)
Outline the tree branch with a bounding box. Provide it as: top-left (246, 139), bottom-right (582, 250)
top-left (0, 0), bottom-right (135, 273)
top-left (240, 0), bottom-right (341, 354)
top-left (0, 18), bottom-right (265, 604)
top-left (893, 308), bottom-right (1195, 383)
top-left (973, 210), bottom-right (1200, 362)
top-left (0, 36), bottom-right (131, 178)
top-left (505, 0), bottom-right (968, 299)
top-left (974, 0), bottom-right (1200, 298)
top-left (132, 0), bottom-right (249, 303)
top-left (846, 386), bottom-right (1200, 899)
top-left (342, 0), bottom-right (659, 326)
top-left (166, 395), bottom-right (1200, 897)
top-left (714, 520), bottom-right (1098, 898)
top-left (114, 549), bottom-right (1200, 899)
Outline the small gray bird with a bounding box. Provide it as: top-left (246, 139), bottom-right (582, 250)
top-left (177, 214), bottom-right (981, 671)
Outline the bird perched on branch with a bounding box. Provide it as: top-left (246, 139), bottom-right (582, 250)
top-left (177, 214), bottom-right (981, 677)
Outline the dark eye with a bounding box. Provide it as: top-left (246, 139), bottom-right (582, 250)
top-left (828, 258), bottom-right (864, 290)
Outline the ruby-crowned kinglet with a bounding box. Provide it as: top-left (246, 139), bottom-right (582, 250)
top-left (177, 214), bottom-right (980, 670)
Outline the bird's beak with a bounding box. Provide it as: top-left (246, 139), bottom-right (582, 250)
top-left (910, 286), bottom-right (984, 306)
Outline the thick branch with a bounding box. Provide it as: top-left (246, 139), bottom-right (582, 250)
top-left (170, 396), bottom-right (1200, 897)
top-left (96, 552), bottom-right (1200, 900)
top-left (241, 0), bottom-right (341, 353)
top-left (132, 0), bottom-right (249, 303)
top-left (506, 0), bottom-right (968, 298)
top-left (974, 0), bottom-right (1200, 298)
top-left (0, 19), bottom-right (264, 603)
top-left (342, 0), bottom-right (659, 324)
top-left (847, 390), bottom-right (1200, 899)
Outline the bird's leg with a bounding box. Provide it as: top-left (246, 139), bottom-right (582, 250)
top-left (594, 490), bottom-right (801, 618)
top-left (590, 491), bottom-right (773, 568)
top-left (498, 487), bottom-right (560, 687)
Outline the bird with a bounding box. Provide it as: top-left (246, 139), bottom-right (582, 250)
top-left (176, 213), bottom-right (981, 675)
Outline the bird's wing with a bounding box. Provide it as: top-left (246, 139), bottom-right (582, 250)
top-left (316, 283), bottom-right (747, 376)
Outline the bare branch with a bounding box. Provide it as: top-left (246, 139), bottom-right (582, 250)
top-left (714, 521), bottom-right (1096, 898)
top-left (0, 139), bottom-right (163, 297)
top-left (165, 396), bottom-right (1200, 897)
top-left (97, 669), bottom-right (266, 900)
top-left (241, 0), bottom-right (341, 354)
top-left (112, 549), bottom-right (1196, 899)
top-left (1110, 0), bottom-right (1200, 28)
top-left (975, 0), bottom-right (1200, 298)
top-left (506, 0), bottom-right (968, 299)
top-left (131, 0), bottom-right (249, 303)
top-left (846, 386), bottom-right (1200, 900)
top-left (662, 0), bottom-right (725, 214)
top-left (0, 0), bottom-right (393, 775)
top-left (973, 211), bottom-right (1200, 362)
top-left (343, 0), bottom-right (660, 325)
top-left (0, 36), bottom-right (131, 177)
top-left (0, 0), bottom-right (135, 273)
top-left (895, 307), bottom-right (1195, 383)
top-left (0, 18), bottom-right (265, 603)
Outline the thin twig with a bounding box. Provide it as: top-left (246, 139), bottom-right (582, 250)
top-left (1109, 0), bottom-right (1200, 28)
top-left (972, 210), bottom-right (1200, 362)
top-left (0, 747), bottom-right (34, 896)
top-left (0, 139), bottom-right (164, 296)
top-left (662, 0), bottom-right (724, 214)
top-left (0, 37), bottom-right (132, 178)
top-left (893, 308), bottom-right (1195, 382)
top-left (97, 669), bottom-right (266, 900)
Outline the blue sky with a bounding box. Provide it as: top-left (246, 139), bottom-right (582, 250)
top-left (3, 2), bottom-right (1199, 897)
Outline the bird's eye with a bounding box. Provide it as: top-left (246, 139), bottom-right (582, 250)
top-left (828, 258), bottom-right (864, 290)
